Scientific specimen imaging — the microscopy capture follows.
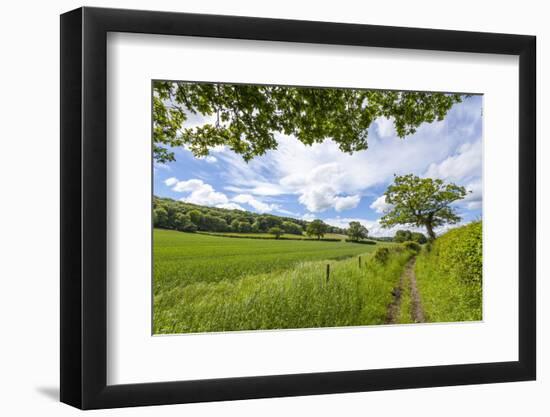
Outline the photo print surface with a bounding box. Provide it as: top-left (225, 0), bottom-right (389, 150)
top-left (152, 81), bottom-right (483, 335)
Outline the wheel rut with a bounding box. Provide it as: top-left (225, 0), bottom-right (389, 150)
top-left (408, 259), bottom-right (425, 323)
top-left (385, 256), bottom-right (425, 324)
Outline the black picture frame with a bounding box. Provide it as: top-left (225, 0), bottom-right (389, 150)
top-left (60, 6), bottom-right (536, 410)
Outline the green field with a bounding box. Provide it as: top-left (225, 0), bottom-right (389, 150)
top-left (154, 229), bottom-right (408, 334)
top-left (154, 229), bottom-right (380, 291)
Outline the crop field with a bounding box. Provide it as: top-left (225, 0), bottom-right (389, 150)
top-left (154, 229), bottom-right (381, 291)
top-left (154, 229), bottom-right (408, 334)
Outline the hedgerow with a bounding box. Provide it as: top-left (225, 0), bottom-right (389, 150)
top-left (402, 241), bottom-right (421, 254)
top-left (430, 221), bottom-right (482, 286)
top-left (414, 221), bottom-right (482, 322)
top-left (345, 239), bottom-right (377, 245)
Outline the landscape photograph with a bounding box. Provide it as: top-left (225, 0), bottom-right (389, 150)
top-left (152, 81), bottom-right (483, 335)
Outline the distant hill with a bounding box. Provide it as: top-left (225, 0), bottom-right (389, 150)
top-left (153, 196), bottom-right (346, 235)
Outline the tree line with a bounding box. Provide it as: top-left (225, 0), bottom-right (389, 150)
top-left (154, 196), bottom-right (435, 244)
top-left (153, 197), bottom-right (345, 235)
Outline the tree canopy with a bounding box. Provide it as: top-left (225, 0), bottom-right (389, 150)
top-left (393, 229), bottom-right (412, 243)
top-left (347, 221), bottom-right (368, 241)
top-left (306, 219), bottom-right (329, 240)
top-left (281, 221), bottom-right (303, 235)
top-left (393, 229), bottom-right (428, 244)
top-left (153, 81), bottom-right (466, 163)
top-left (380, 174), bottom-right (467, 240)
top-left (410, 232), bottom-right (428, 244)
top-left (268, 227), bottom-right (283, 239)
top-left (152, 196), bottom-right (345, 235)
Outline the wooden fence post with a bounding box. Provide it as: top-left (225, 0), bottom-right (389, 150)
top-left (358, 256), bottom-right (362, 269)
top-left (326, 264), bottom-right (330, 283)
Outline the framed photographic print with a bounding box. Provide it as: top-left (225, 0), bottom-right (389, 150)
top-left (60, 7), bottom-right (536, 409)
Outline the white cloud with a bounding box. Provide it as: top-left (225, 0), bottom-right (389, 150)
top-left (423, 140), bottom-right (483, 211)
top-left (163, 177), bottom-right (295, 215)
top-left (233, 193), bottom-right (278, 213)
top-left (302, 213), bottom-right (316, 221)
top-left (216, 202), bottom-right (245, 211)
top-left (164, 177), bottom-right (178, 186)
top-left (298, 185), bottom-right (337, 212)
top-left (225, 183), bottom-right (286, 197)
top-left (265, 129), bottom-right (468, 211)
top-left (183, 187), bottom-right (228, 206)
top-left (168, 178), bottom-right (229, 207)
top-left (425, 140), bottom-right (482, 182)
top-left (232, 98), bottom-right (481, 209)
top-left (279, 162), bottom-right (361, 212)
top-left (201, 155), bottom-right (218, 163)
top-left (171, 179), bottom-right (206, 193)
top-left (296, 184), bottom-right (360, 213)
top-left (334, 195), bottom-right (361, 212)
top-left (217, 127), bottom-right (478, 213)
top-left (202, 128), bottom-right (466, 214)
top-left (172, 96), bottom-right (483, 217)
top-left (459, 179), bottom-right (483, 210)
top-left (370, 195), bottom-right (393, 214)
top-left (375, 117), bottom-right (396, 138)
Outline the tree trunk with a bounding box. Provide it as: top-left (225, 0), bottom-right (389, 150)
top-left (425, 222), bottom-right (436, 241)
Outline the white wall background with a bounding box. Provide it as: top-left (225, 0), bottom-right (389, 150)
top-left (0, 0), bottom-right (545, 415)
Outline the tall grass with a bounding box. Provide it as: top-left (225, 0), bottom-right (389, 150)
top-left (396, 277), bottom-right (414, 324)
top-left (414, 221), bottom-right (482, 323)
top-left (154, 248), bottom-right (412, 334)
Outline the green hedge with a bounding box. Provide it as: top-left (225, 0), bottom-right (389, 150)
top-left (430, 221), bottom-right (482, 286)
top-left (402, 240), bottom-right (421, 253)
top-left (414, 221), bottom-right (482, 322)
top-left (345, 239), bottom-right (377, 245)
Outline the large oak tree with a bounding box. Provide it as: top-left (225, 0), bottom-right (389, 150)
top-left (380, 174), bottom-right (467, 240)
top-left (153, 81), bottom-right (466, 163)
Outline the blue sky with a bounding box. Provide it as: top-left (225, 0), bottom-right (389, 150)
top-left (154, 94), bottom-right (483, 237)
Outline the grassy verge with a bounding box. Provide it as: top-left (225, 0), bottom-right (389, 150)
top-left (414, 222), bottom-right (482, 323)
top-left (154, 247), bottom-right (413, 334)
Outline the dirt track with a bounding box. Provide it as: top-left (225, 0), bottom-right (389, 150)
top-left (385, 257), bottom-right (425, 324)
